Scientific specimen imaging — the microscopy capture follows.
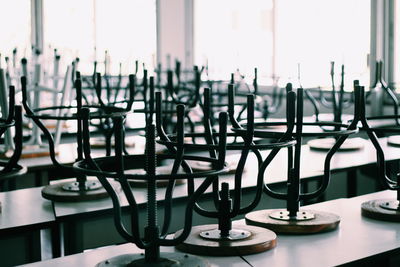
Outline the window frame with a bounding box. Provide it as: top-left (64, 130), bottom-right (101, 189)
top-left (30, 0), bottom-right (395, 94)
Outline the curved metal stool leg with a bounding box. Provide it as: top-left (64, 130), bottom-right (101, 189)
top-left (354, 84), bottom-right (400, 222)
top-left (0, 86), bottom-right (27, 209)
top-left (73, 102), bottom-right (230, 266)
top-left (21, 75), bottom-right (121, 202)
top-left (306, 64), bottom-right (362, 151)
top-left (173, 89), bottom-right (296, 255)
top-left (246, 87), bottom-right (356, 234)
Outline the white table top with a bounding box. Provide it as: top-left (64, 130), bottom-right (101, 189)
top-left (242, 190), bottom-right (400, 267)
top-left (52, 172), bottom-right (239, 219)
top-left (20, 133), bottom-right (400, 176)
top-left (52, 145), bottom-right (322, 219)
top-left (52, 137), bottom-right (400, 220)
top-left (0, 187), bottom-right (55, 232)
top-left (327, 137), bottom-right (400, 171)
top-left (20, 242), bottom-right (249, 267)
top-left (21, 190), bottom-right (400, 267)
top-left (19, 135), bottom-right (147, 171)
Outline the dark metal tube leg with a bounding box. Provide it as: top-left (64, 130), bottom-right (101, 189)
top-left (218, 183), bottom-right (232, 237)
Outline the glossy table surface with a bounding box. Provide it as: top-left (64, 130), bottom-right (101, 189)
top-left (19, 133), bottom-right (400, 175)
top-left (51, 137), bottom-right (400, 220)
top-left (20, 190), bottom-right (400, 267)
top-left (20, 242), bottom-right (249, 267)
top-left (0, 186), bottom-right (55, 233)
top-left (242, 190), bottom-right (400, 267)
top-left (19, 135), bottom-right (146, 171)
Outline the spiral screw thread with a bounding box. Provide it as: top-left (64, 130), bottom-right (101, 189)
top-left (145, 123), bottom-right (157, 227)
top-left (144, 123), bottom-right (160, 262)
top-left (218, 182), bottom-right (232, 237)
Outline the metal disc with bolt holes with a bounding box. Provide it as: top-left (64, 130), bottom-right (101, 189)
top-left (245, 209), bottom-right (340, 234)
top-left (361, 199), bottom-right (400, 222)
top-left (41, 180), bottom-right (120, 202)
top-left (95, 252), bottom-right (209, 267)
top-left (307, 137), bottom-right (365, 151)
top-left (387, 135), bottom-right (400, 147)
top-left (188, 157), bottom-right (241, 175)
top-left (128, 165), bottom-right (186, 188)
top-left (174, 224), bottom-right (277, 256)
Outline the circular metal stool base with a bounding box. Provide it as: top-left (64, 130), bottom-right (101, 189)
top-left (379, 200), bottom-right (400, 211)
top-left (61, 180), bottom-right (103, 191)
top-left (387, 135), bottom-right (400, 147)
top-left (199, 228), bottom-right (251, 241)
top-left (308, 137), bottom-right (365, 151)
top-left (95, 252), bottom-right (209, 267)
top-left (175, 224), bottom-right (276, 256)
top-left (41, 180), bottom-right (120, 202)
top-left (269, 210), bottom-right (315, 221)
top-left (127, 166), bottom-right (186, 188)
top-left (245, 209), bottom-right (340, 234)
top-left (252, 118), bottom-right (288, 130)
top-left (0, 164), bottom-right (27, 181)
top-left (189, 158), bottom-right (241, 175)
top-left (361, 199), bottom-right (400, 222)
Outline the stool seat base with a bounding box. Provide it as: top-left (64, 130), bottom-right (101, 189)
top-left (96, 252), bottom-right (209, 267)
top-left (246, 209), bottom-right (340, 234)
top-left (361, 199), bottom-right (400, 222)
top-left (175, 224), bottom-right (276, 256)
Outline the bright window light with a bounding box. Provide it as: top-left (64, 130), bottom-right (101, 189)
top-left (395, 1), bottom-right (400, 89)
top-left (275, 0), bottom-right (370, 89)
top-left (44, 0), bottom-right (156, 75)
top-left (194, 0), bottom-right (274, 82)
top-left (95, 0), bottom-right (157, 75)
top-left (44, 0), bottom-right (95, 73)
top-left (0, 0), bottom-right (31, 60)
top-left (195, 0), bottom-right (370, 88)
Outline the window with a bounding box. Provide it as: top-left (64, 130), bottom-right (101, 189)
top-left (194, 0), bottom-right (370, 88)
top-left (95, 0), bottom-right (157, 75)
top-left (194, 0), bottom-right (274, 82)
top-left (43, 0), bottom-right (156, 75)
top-left (394, 1), bottom-right (400, 89)
top-left (0, 0), bottom-right (375, 89)
top-left (0, 0), bottom-right (31, 62)
top-left (275, 0), bottom-right (370, 88)
top-left (43, 0), bottom-right (95, 74)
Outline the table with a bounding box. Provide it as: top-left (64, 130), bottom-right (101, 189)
top-left (0, 187), bottom-right (56, 266)
top-left (19, 190), bottom-right (400, 267)
top-left (20, 242), bottom-right (249, 267)
top-left (9, 136), bottom-right (400, 257)
top-left (19, 135), bottom-right (400, 183)
top-left (51, 137), bottom-right (400, 255)
top-left (18, 135), bottom-right (148, 186)
top-left (242, 190), bottom-right (400, 267)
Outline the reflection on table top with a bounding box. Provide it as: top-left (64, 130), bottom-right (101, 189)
top-left (19, 135), bottom-right (148, 171)
top-left (0, 186), bottom-right (54, 233)
top-left (51, 136), bottom-right (400, 219)
top-left (20, 190), bottom-right (400, 267)
top-left (20, 241), bottom-right (249, 267)
top-left (242, 190), bottom-right (400, 267)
